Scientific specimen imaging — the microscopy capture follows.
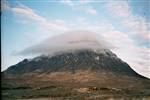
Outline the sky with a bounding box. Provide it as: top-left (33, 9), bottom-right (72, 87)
top-left (1, 0), bottom-right (150, 78)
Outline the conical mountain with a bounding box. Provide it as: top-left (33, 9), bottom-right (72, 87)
top-left (4, 49), bottom-right (143, 79)
top-left (3, 31), bottom-right (143, 78)
top-left (2, 31), bottom-right (150, 100)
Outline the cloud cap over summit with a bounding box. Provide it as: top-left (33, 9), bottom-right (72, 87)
top-left (20, 30), bottom-right (113, 56)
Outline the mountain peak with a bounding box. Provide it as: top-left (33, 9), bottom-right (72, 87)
top-left (20, 30), bottom-right (112, 56)
top-left (4, 49), bottom-right (142, 79)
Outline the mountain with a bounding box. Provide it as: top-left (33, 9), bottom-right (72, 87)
top-left (2, 49), bottom-right (150, 100)
top-left (3, 49), bottom-right (142, 78)
top-left (2, 31), bottom-right (150, 100)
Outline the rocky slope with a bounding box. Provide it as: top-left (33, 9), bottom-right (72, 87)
top-left (3, 49), bottom-right (144, 79)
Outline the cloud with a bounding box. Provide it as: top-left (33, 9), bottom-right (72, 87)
top-left (102, 31), bottom-right (135, 48)
top-left (1, 0), bottom-right (11, 11)
top-left (2, 0), bottom-right (69, 33)
top-left (106, 0), bottom-right (150, 41)
top-left (60, 0), bottom-right (98, 15)
top-left (78, 0), bottom-right (92, 4)
top-left (61, 0), bottom-right (74, 6)
top-left (101, 30), bottom-right (150, 77)
top-left (61, 0), bottom-right (92, 5)
top-left (68, 18), bottom-right (115, 33)
top-left (19, 29), bottom-right (150, 78)
top-left (12, 7), bottom-right (45, 22)
top-left (123, 16), bottom-right (149, 41)
top-left (10, 4), bottom-right (69, 33)
top-left (107, 0), bottom-right (131, 18)
top-left (78, 0), bottom-right (91, 4)
top-left (79, 6), bottom-right (98, 15)
top-left (19, 30), bottom-right (112, 55)
top-left (3, 1), bottom-right (97, 32)
top-left (83, 6), bottom-right (97, 15)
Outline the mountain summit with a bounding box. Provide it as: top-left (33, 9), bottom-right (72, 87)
top-left (4, 49), bottom-right (142, 78)
top-left (3, 31), bottom-right (144, 78)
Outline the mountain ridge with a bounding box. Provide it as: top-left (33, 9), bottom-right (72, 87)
top-left (3, 49), bottom-right (145, 79)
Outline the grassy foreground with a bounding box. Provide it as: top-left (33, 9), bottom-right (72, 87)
top-left (2, 71), bottom-right (150, 100)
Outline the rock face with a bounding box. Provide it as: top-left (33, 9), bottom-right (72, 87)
top-left (4, 49), bottom-right (142, 78)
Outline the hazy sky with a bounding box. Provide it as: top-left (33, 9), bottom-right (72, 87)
top-left (1, 0), bottom-right (150, 78)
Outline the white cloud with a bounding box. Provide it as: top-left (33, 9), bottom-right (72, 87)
top-left (107, 0), bottom-right (150, 41)
top-left (123, 16), bottom-right (150, 40)
top-left (1, 1), bottom-right (70, 33)
top-left (11, 5), bottom-right (69, 32)
top-left (12, 7), bottom-right (45, 22)
top-left (84, 6), bottom-right (97, 15)
top-left (78, 0), bottom-right (92, 4)
top-left (61, 0), bottom-right (74, 6)
top-left (20, 30), bottom-right (112, 56)
top-left (107, 0), bottom-right (131, 18)
top-left (61, 0), bottom-right (91, 6)
top-left (102, 31), bottom-right (134, 48)
top-left (68, 20), bottom-right (115, 33)
top-left (1, 0), bottom-right (10, 11)
top-left (60, 0), bottom-right (98, 15)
